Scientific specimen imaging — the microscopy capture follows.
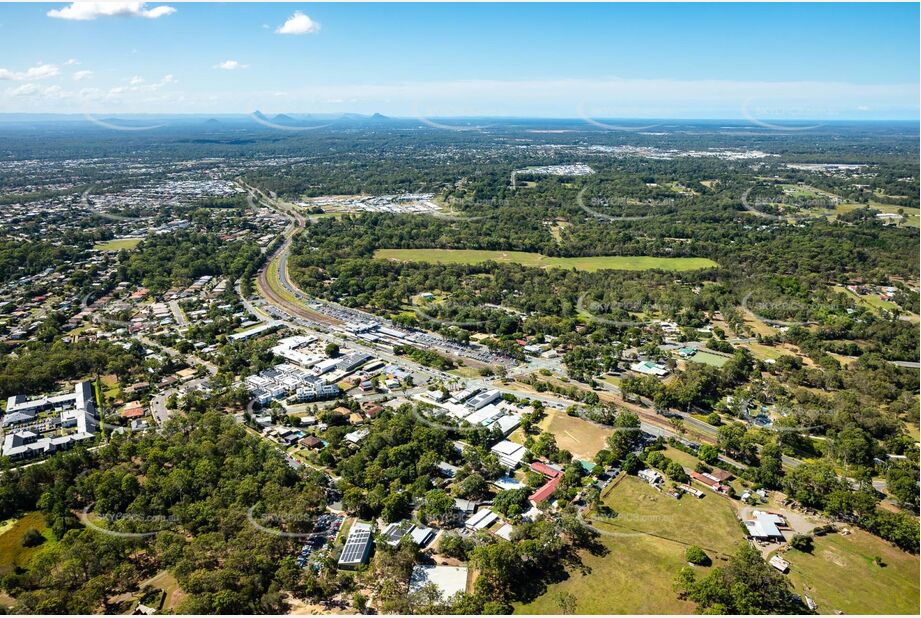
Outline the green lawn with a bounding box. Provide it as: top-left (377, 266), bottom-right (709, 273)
top-left (448, 366), bottom-right (482, 378)
top-left (742, 341), bottom-right (787, 361)
top-left (375, 249), bottom-right (718, 272)
top-left (662, 446), bottom-right (701, 470)
top-left (0, 512), bottom-right (55, 575)
top-left (597, 476), bottom-right (743, 557)
top-left (93, 238), bottom-right (143, 251)
top-left (514, 533), bottom-right (698, 614)
top-left (686, 350), bottom-right (731, 368)
top-left (516, 476), bottom-right (744, 614)
top-left (777, 529), bottom-right (919, 614)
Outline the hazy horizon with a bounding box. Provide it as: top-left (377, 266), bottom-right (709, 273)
top-left (0, 3), bottom-right (918, 121)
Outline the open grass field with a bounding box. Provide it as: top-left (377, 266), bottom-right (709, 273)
top-left (737, 305), bottom-right (779, 337)
top-left (448, 366), bottom-right (482, 379)
top-left (598, 476), bottom-right (743, 557)
top-left (513, 532), bottom-right (698, 614)
top-left (374, 249), bottom-right (718, 272)
top-left (0, 512), bottom-right (55, 575)
top-left (93, 237), bottom-right (142, 251)
top-left (516, 476), bottom-right (745, 614)
top-left (538, 409), bottom-right (612, 461)
top-left (777, 529), bottom-right (919, 614)
top-left (662, 446), bottom-right (701, 470)
top-left (742, 341), bottom-right (787, 361)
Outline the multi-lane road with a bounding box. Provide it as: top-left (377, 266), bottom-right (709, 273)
top-left (242, 183), bottom-right (818, 469)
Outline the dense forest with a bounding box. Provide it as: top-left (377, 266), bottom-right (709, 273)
top-left (0, 412), bottom-right (327, 614)
top-left (117, 233), bottom-right (264, 293)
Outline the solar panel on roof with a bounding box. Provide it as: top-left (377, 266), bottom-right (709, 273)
top-left (339, 525), bottom-right (372, 565)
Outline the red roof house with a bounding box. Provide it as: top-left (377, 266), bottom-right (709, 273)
top-left (690, 471), bottom-right (730, 494)
top-left (529, 475), bottom-right (562, 506)
top-left (529, 461), bottom-right (562, 478)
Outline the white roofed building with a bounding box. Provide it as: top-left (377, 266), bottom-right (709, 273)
top-left (490, 440), bottom-right (527, 469)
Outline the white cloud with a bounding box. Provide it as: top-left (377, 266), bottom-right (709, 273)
top-left (73, 70), bottom-right (93, 82)
top-left (215, 60), bottom-right (248, 71)
top-left (276, 11), bottom-right (320, 35)
top-left (47, 2), bottom-right (176, 21)
top-left (105, 74), bottom-right (175, 98)
top-left (7, 83), bottom-right (38, 97)
top-left (0, 63), bottom-right (59, 81)
top-left (42, 85), bottom-right (64, 98)
top-left (65, 58), bottom-right (79, 66)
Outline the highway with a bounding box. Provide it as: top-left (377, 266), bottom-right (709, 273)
top-left (241, 182), bottom-right (813, 469)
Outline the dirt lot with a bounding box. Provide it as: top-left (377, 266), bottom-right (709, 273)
top-left (539, 408), bottom-right (613, 461)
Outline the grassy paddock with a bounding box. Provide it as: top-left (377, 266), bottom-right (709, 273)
top-left (374, 249), bottom-right (718, 272)
top-left (513, 533), bottom-right (698, 614)
top-left (93, 238), bottom-right (143, 251)
top-left (778, 529), bottom-right (919, 614)
top-left (516, 476), bottom-right (745, 614)
top-left (0, 511), bottom-right (55, 575)
top-left (598, 476), bottom-right (743, 556)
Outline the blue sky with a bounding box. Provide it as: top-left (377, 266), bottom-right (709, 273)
top-left (0, 2), bottom-right (917, 118)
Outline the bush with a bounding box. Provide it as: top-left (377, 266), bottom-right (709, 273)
top-left (667, 461), bottom-right (690, 483)
top-left (20, 528), bottom-right (45, 548)
top-left (685, 545), bottom-right (711, 566)
top-left (438, 532), bottom-right (474, 560)
top-left (622, 453), bottom-right (643, 475)
top-left (790, 534), bottom-right (814, 553)
top-left (698, 444), bottom-right (719, 464)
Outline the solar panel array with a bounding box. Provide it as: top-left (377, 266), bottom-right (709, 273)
top-left (339, 523), bottom-right (372, 565)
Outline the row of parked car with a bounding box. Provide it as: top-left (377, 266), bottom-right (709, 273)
top-left (296, 513), bottom-right (344, 569)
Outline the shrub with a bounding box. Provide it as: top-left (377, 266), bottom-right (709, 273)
top-left (685, 545), bottom-right (711, 566)
top-left (790, 534), bottom-right (814, 553)
top-left (21, 528), bottom-right (45, 548)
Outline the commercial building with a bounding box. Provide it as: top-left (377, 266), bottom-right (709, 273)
top-left (245, 363), bottom-right (339, 405)
top-left (2, 381), bottom-right (98, 461)
top-left (465, 508), bottom-right (499, 531)
top-left (529, 475), bottom-right (561, 506)
top-left (490, 440), bottom-right (527, 469)
top-left (744, 510), bottom-right (787, 542)
top-left (466, 389), bottom-right (502, 411)
top-left (338, 522), bottom-right (373, 569)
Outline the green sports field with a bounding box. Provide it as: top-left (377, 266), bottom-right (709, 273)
top-left (93, 238), bottom-right (143, 251)
top-left (374, 249), bottom-right (717, 272)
